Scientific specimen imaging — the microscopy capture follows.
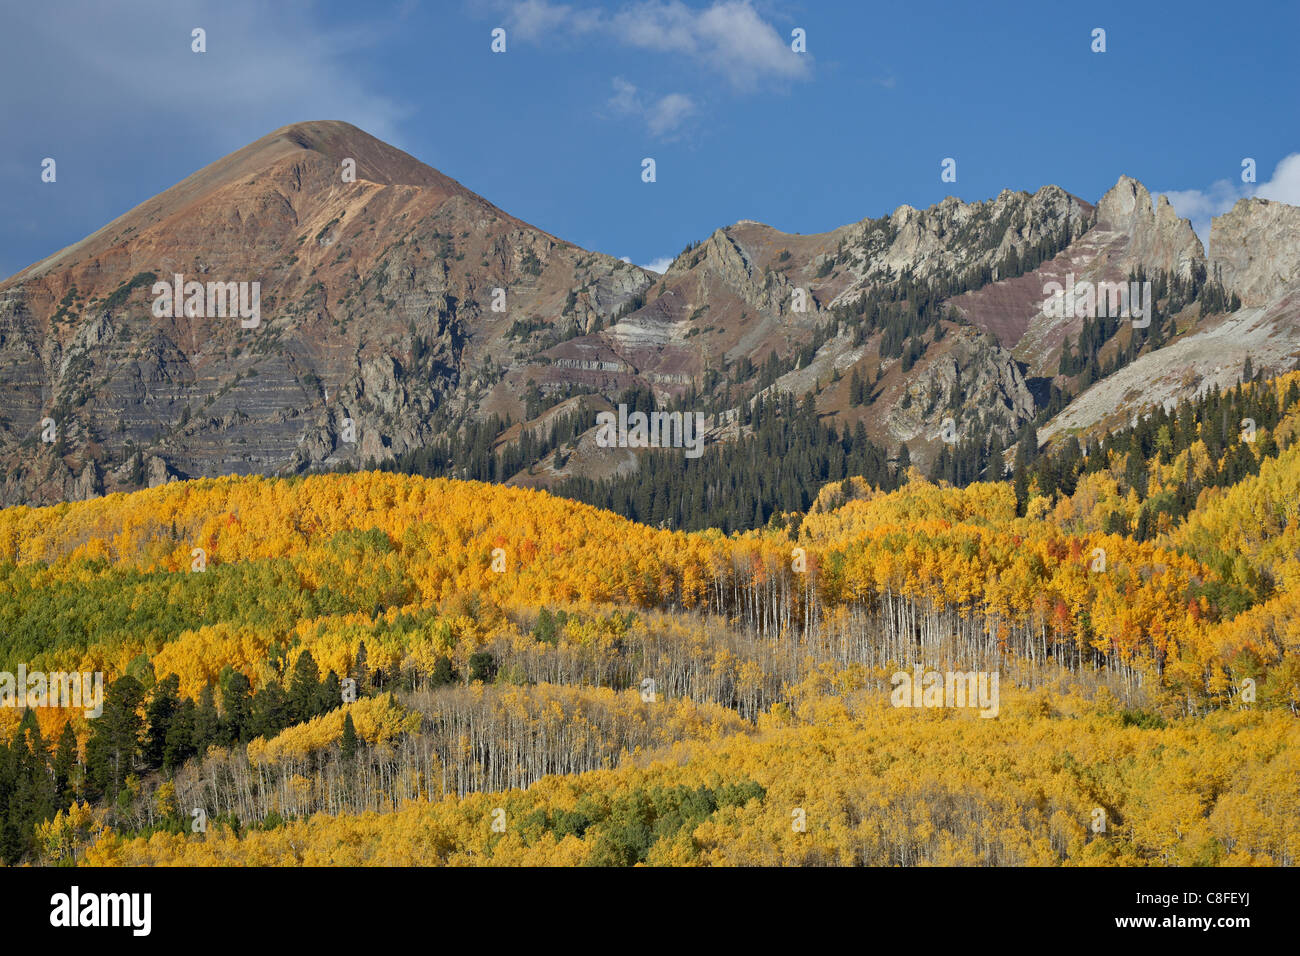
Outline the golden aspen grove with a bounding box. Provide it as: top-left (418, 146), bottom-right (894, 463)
top-left (1, 373), bottom-right (1297, 868)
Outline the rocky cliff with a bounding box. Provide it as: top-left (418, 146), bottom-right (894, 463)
top-left (3, 122), bottom-right (1294, 506)
top-left (0, 121), bottom-right (652, 504)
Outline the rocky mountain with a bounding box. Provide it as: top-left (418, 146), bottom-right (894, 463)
top-left (1040, 195), bottom-right (1300, 444)
top-left (952, 177), bottom-right (1203, 376)
top-left (0, 121), bottom-right (653, 504)
top-left (1, 120), bottom-right (1295, 510)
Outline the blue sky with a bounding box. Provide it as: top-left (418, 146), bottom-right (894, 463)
top-left (2, 0), bottom-right (1298, 280)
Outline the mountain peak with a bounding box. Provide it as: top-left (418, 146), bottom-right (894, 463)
top-left (1094, 174), bottom-right (1204, 274)
top-left (241, 120), bottom-right (458, 190)
top-left (6, 121), bottom-right (479, 285)
top-left (1095, 175), bottom-right (1153, 224)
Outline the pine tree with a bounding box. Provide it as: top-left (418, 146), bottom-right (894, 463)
top-left (142, 674), bottom-right (180, 770)
top-left (431, 656), bottom-right (456, 687)
top-left (218, 668), bottom-right (252, 745)
top-left (84, 674), bottom-right (144, 803)
top-left (289, 650), bottom-right (322, 723)
top-left (52, 721), bottom-right (78, 805)
top-left (469, 652), bottom-right (497, 684)
top-left (351, 641), bottom-right (370, 694)
top-left (193, 683), bottom-right (220, 757)
top-left (318, 671), bottom-right (342, 715)
top-left (340, 713), bottom-right (358, 769)
top-left (162, 698), bottom-right (196, 774)
top-left (248, 683), bottom-right (290, 740)
top-left (1012, 457), bottom-right (1029, 516)
top-left (986, 431), bottom-right (1004, 479)
top-left (1020, 423), bottom-right (1039, 464)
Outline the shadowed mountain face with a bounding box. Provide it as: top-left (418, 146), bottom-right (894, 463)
top-left (1, 121), bottom-right (1296, 507)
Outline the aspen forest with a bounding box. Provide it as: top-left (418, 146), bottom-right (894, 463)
top-left (2, 373), bottom-right (1299, 868)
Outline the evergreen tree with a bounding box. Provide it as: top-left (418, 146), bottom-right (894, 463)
top-left (163, 698), bottom-right (196, 774)
top-left (986, 430), bottom-right (1004, 479)
top-left (247, 683), bottom-right (290, 741)
top-left (142, 674), bottom-right (181, 770)
top-left (340, 713), bottom-right (358, 769)
top-left (218, 668), bottom-right (252, 745)
top-left (84, 674), bottom-right (144, 803)
top-left (193, 683), bottom-right (220, 757)
top-left (52, 721), bottom-right (78, 805)
top-left (1012, 458), bottom-right (1029, 516)
top-left (289, 650), bottom-right (322, 723)
top-left (318, 671), bottom-right (342, 715)
top-left (431, 656), bottom-right (456, 687)
top-left (1019, 423), bottom-right (1039, 464)
top-left (351, 641), bottom-right (370, 694)
top-left (469, 652), bottom-right (497, 684)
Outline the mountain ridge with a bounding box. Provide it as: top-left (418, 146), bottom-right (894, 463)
top-left (1, 121), bottom-right (1296, 514)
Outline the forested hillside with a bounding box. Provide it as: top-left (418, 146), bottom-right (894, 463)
top-left (1, 373), bottom-right (1298, 866)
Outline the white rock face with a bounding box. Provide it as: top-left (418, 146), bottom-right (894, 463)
top-left (1094, 176), bottom-right (1205, 279)
top-left (865, 186), bottom-right (1092, 288)
top-left (1210, 198), bottom-right (1300, 307)
top-left (145, 455), bottom-right (173, 488)
top-left (1033, 187), bottom-right (1300, 446)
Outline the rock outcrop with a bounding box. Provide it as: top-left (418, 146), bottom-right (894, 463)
top-left (1209, 197), bottom-right (1300, 307)
top-left (1094, 175), bottom-right (1205, 279)
top-left (1038, 195), bottom-right (1300, 445)
top-left (884, 326), bottom-right (1035, 445)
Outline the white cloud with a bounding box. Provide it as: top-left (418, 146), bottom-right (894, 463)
top-left (505, 0), bottom-right (810, 90)
top-left (605, 77), bottom-right (696, 136)
top-left (608, 76), bottom-right (641, 114)
top-left (1159, 154), bottom-right (1300, 251)
top-left (608, 0), bottom-right (808, 91)
top-left (508, 0), bottom-right (600, 42)
top-left (617, 255), bottom-right (672, 273)
top-left (1255, 153), bottom-right (1300, 205)
top-left (646, 92), bottom-right (697, 134)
